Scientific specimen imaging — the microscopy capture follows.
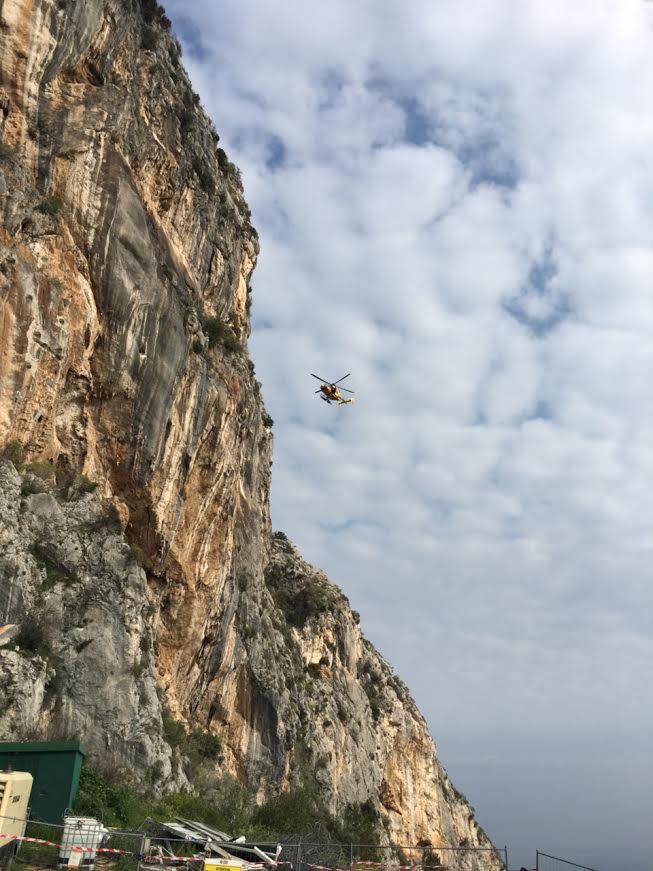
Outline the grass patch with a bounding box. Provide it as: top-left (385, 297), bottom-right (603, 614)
top-left (25, 459), bottom-right (56, 481)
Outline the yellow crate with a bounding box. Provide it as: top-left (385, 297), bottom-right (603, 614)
top-left (204, 861), bottom-right (245, 871)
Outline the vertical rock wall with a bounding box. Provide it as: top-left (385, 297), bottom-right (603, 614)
top-left (0, 3), bottom-right (501, 867)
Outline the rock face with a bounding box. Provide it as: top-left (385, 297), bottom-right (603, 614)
top-left (0, 1), bottom-right (500, 867)
top-left (0, 460), bottom-right (178, 782)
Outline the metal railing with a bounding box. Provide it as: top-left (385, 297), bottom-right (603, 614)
top-left (535, 851), bottom-right (601, 871)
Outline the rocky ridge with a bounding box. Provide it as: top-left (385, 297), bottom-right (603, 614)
top-left (0, 1), bottom-right (501, 867)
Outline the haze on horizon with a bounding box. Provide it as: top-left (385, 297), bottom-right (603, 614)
top-left (163, 2), bottom-right (653, 868)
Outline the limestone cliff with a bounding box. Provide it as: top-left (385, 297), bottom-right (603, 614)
top-left (0, 1), bottom-right (501, 868)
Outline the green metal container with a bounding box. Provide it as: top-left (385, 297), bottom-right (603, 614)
top-left (0, 740), bottom-right (85, 823)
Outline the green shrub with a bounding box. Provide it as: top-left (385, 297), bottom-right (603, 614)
top-left (0, 142), bottom-right (15, 162)
top-left (129, 542), bottom-right (146, 567)
top-left (338, 800), bottom-right (380, 846)
top-left (185, 730), bottom-right (222, 767)
top-left (75, 473), bottom-right (98, 493)
top-left (262, 411), bottom-right (274, 428)
top-left (252, 786), bottom-right (322, 835)
top-left (202, 317), bottom-right (242, 353)
top-left (2, 440), bottom-right (24, 468)
top-left (20, 478), bottom-right (42, 497)
top-left (29, 542), bottom-right (76, 589)
top-left (161, 706), bottom-right (186, 747)
top-left (74, 766), bottom-right (151, 828)
top-left (178, 108), bottom-right (193, 134)
top-left (192, 157), bottom-right (215, 194)
top-left (36, 195), bottom-right (62, 216)
top-left (140, 0), bottom-right (171, 29)
top-left (15, 618), bottom-right (49, 657)
top-left (203, 316), bottom-right (226, 347)
top-left (141, 25), bottom-right (158, 50)
top-left (73, 760), bottom-right (379, 846)
top-left (105, 503), bottom-right (122, 529)
top-left (362, 678), bottom-right (382, 721)
top-left (265, 564), bottom-right (337, 629)
top-left (162, 705), bottom-right (222, 773)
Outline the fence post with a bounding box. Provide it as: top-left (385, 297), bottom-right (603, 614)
top-left (536, 850), bottom-right (539, 871)
top-left (503, 845), bottom-right (509, 870)
top-left (350, 843), bottom-right (353, 871)
top-left (297, 840), bottom-right (302, 871)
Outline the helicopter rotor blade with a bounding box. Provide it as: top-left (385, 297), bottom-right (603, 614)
top-left (310, 373), bottom-right (331, 383)
top-left (315, 388), bottom-right (323, 393)
top-left (340, 388), bottom-right (355, 394)
top-left (333, 373), bottom-right (351, 385)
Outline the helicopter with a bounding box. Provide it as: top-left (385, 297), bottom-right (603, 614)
top-left (311, 373), bottom-right (356, 405)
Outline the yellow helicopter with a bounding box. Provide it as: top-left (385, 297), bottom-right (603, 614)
top-left (311, 373), bottom-right (356, 405)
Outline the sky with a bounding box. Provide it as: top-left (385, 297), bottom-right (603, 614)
top-left (162, 2), bottom-right (653, 867)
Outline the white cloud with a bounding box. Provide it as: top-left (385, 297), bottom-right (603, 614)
top-left (165, 0), bottom-right (653, 863)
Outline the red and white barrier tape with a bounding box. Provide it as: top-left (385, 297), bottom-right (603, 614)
top-left (0, 834), bottom-right (127, 854)
top-left (0, 834), bottom-right (285, 866)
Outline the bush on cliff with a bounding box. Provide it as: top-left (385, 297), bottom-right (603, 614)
top-left (202, 316), bottom-right (242, 353)
top-left (73, 764), bottom-right (382, 848)
top-left (139, 0), bottom-right (171, 30)
top-left (36, 195), bottom-right (62, 216)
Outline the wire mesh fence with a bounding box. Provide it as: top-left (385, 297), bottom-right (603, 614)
top-left (0, 814), bottom-right (509, 871)
top-left (297, 841), bottom-right (508, 871)
top-left (535, 852), bottom-right (601, 871)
